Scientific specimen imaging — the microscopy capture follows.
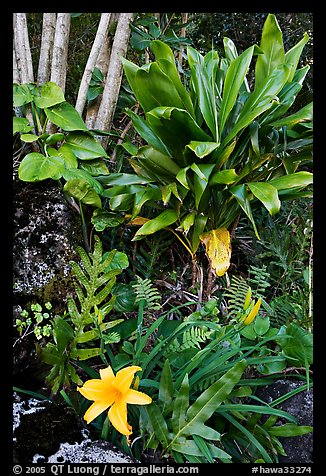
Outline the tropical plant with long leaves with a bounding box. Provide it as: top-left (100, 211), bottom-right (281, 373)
top-left (97, 13), bottom-right (312, 276)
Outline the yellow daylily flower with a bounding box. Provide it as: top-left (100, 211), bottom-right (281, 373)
top-left (77, 365), bottom-right (152, 436)
top-left (241, 298), bottom-right (262, 325)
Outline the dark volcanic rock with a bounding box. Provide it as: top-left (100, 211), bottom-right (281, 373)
top-left (13, 180), bottom-right (83, 312)
top-left (13, 395), bottom-right (137, 464)
top-left (255, 379), bottom-right (313, 463)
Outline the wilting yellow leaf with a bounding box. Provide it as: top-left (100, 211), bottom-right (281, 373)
top-left (125, 215), bottom-right (150, 226)
top-left (200, 228), bottom-right (231, 277)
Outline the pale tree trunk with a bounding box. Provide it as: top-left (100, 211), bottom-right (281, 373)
top-left (75, 13), bottom-right (112, 116)
top-left (85, 13), bottom-right (118, 129)
top-left (13, 47), bottom-right (20, 83)
top-left (13, 13), bottom-right (34, 125)
top-left (94, 12), bottom-right (133, 147)
top-left (14, 13), bottom-right (34, 83)
top-left (37, 13), bottom-right (57, 85)
top-left (178, 13), bottom-right (188, 68)
top-left (13, 48), bottom-right (23, 117)
top-left (50, 13), bottom-right (71, 93)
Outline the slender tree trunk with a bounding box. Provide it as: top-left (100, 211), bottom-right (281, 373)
top-left (50, 13), bottom-right (71, 93)
top-left (85, 13), bottom-right (117, 129)
top-left (94, 12), bottom-right (133, 146)
top-left (178, 13), bottom-right (188, 68)
top-left (13, 13), bottom-right (34, 125)
top-left (14, 13), bottom-right (34, 83)
top-left (37, 13), bottom-right (57, 85)
top-left (13, 47), bottom-right (20, 83)
top-left (75, 13), bottom-right (112, 116)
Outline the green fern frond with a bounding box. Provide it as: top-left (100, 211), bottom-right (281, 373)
top-left (224, 276), bottom-right (250, 318)
top-left (248, 265), bottom-right (271, 296)
top-left (164, 326), bottom-right (213, 356)
top-left (132, 276), bottom-right (161, 311)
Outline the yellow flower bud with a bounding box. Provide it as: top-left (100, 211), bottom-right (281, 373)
top-left (243, 287), bottom-right (252, 311)
top-left (242, 298), bottom-right (262, 325)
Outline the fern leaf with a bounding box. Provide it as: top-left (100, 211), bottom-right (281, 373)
top-left (92, 235), bottom-right (103, 269)
top-left (67, 297), bottom-right (80, 325)
top-left (94, 278), bottom-right (117, 305)
top-left (75, 247), bottom-right (93, 278)
top-left (132, 276), bottom-right (161, 311)
top-left (70, 261), bottom-right (89, 289)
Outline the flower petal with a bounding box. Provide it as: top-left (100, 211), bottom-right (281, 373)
top-left (99, 366), bottom-right (115, 383)
top-left (108, 401), bottom-right (132, 436)
top-left (78, 379), bottom-right (112, 401)
top-left (115, 366), bottom-right (142, 394)
top-left (124, 388), bottom-right (152, 405)
top-left (84, 400), bottom-right (111, 424)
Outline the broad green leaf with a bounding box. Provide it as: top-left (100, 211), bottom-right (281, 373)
top-left (103, 250), bottom-right (129, 271)
top-left (45, 133), bottom-right (65, 145)
top-left (145, 402), bottom-right (170, 446)
top-left (259, 81), bottom-right (303, 126)
top-left (191, 163), bottom-right (215, 208)
top-left (151, 40), bottom-right (195, 117)
top-left (186, 141), bottom-right (219, 159)
top-left (223, 37), bottom-right (238, 62)
top-left (268, 171), bottom-right (313, 190)
top-left (79, 159), bottom-right (110, 176)
top-left (269, 423), bottom-right (313, 437)
top-left (172, 373), bottom-right (189, 435)
top-left (132, 187), bottom-right (162, 218)
top-left (109, 193), bottom-right (134, 211)
top-left (33, 82), bottom-right (65, 108)
top-left (200, 228), bottom-right (231, 277)
top-left (13, 83), bottom-right (33, 106)
top-left (191, 214), bottom-right (208, 254)
top-left (132, 209), bottom-right (179, 241)
top-left (255, 14), bottom-right (285, 89)
top-left (53, 316), bottom-right (74, 353)
top-left (62, 168), bottom-right (104, 195)
top-left (99, 172), bottom-right (153, 186)
top-left (280, 323), bottom-right (313, 366)
top-left (18, 152), bottom-right (65, 182)
top-left (45, 102), bottom-right (88, 131)
top-left (209, 169), bottom-right (238, 185)
top-left (132, 62), bottom-right (186, 113)
top-left (220, 45), bottom-right (254, 132)
top-left (50, 144), bottom-right (77, 169)
top-left (65, 132), bottom-right (108, 159)
top-left (161, 182), bottom-right (181, 205)
top-left (147, 107), bottom-right (211, 166)
top-left (177, 212), bottom-right (196, 234)
top-left (285, 32), bottom-right (310, 82)
top-left (13, 117), bottom-right (33, 135)
top-left (133, 146), bottom-right (181, 183)
top-left (158, 359), bottom-right (174, 413)
top-left (223, 64), bottom-right (291, 146)
top-left (270, 102), bottom-right (313, 128)
top-left (171, 439), bottom-right (231, 460)
top-left (190, 62), bottom-right (218, 141)
top-left (125, 108), bottom-right (171, 156)
top-left (248, 182), bottom-right (281, 216)
top-left (91, 209), bottom-right (124, 231)
top-left (230, 184), bottom-right (260, 239)
top-left (20, 133), bottom-right (39, 143)
top-left (254, 315), bottom-right (270, 336)
top-left (178, 360), bottom-right (246, 439)
top-left (70, 348), bottom-right (103, 360)
top-left (176, 166), bottom-right (191, 190)
top-left (187, 46), bottom-right (204, 67)
top-left (63, 178), bottom-right (102, 208)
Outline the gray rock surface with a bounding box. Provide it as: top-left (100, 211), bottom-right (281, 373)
top-left (13, 180), bottom-right (82, 310)
top-left (255, 379), bottom-right (313, 463)
top-left (13, 395), bottom-right (137, 464)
